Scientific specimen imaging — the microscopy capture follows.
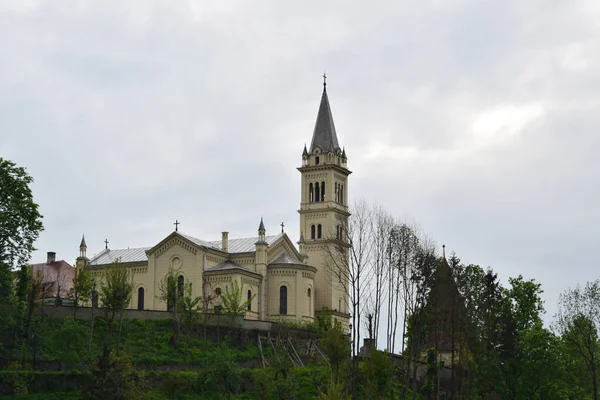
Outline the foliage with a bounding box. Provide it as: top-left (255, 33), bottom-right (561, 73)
top-left (1, 361), bottom-right (28, 398)
top-left (555, 280), bottom-right (600, 400)
top-left (49, 317), bottom-right (88, 369)
top-left (202, 344), bottom-right (241, 399)
top-left (98, 262), bottom-right (134, 329)
top-left (161, 371), bottom-right (196, 400)
top-left (15, 265), bottom-right (31, 304)
top-left (360, 349), bottom-right (394, 400)
top-left (320, 321), bottom-right (350, 384)
top-left (83, 350), bottom-right (137, 400)
top-left (0, 158), bottom-right (44, 283)
top-left (156, 266), bottom-right (180, 311)
top-left (221, 280), bottom-right (255, 318)
top-left (69, 264), bottom-right (94, 308)
top-left (177, 282), bottom-right (203, 332)
top-left (319, 382), bottom-right (350, 400)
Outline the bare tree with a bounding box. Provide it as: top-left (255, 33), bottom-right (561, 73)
top-left (368, 206), bottom-right (393, 347)
top-left (325, 199), bottom-right (374, 399)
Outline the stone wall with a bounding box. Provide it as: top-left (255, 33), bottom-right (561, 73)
top-left (42, 305), bottom-right (273, 332)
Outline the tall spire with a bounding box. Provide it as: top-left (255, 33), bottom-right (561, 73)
top-left (309, 78), bottom-right (340, 153)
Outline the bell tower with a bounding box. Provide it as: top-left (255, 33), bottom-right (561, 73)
top-left (298, 77), bottom-right (351, 324)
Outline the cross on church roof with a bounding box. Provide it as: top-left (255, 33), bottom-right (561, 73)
top-left (323, 72), bottom-right (327, 87)
top-left (174, 220), bottom-right (180, 232)
top-left (104, 239), bottom-right (109, 249)
top-left (280, 222), bottom-right (285, 233)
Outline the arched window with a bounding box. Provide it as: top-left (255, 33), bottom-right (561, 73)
top-left (335, 182), bottom-right (338, 203)
top-left (309, 183), bottom-right (313, 202)
top-left (321, 181), bottom-right (325, 201)
top-left (315, 183), bottom-right (320, 202)
top-left (177, 275), bottom-right (184, 297)
top-left (279, 286), bottom-right (288, 315)
top-left (137, 287), bottom-right (145, 310)
top-left (308, 288), bottom-right (312, 316)
top-left (308, 288), bottom-right (311, 298)
top-left (311, 225), bottom-right (316, 239)
top-left (317, 224), bottom-right (322, 239)
top-left (247, 289), bottom-right (252, 311)
top-left (340, 185), bottom-right (344, 205)
top-left (315, 156), bottom-right (320, 165)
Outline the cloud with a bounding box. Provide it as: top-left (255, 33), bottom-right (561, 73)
top-left (1, 0), bottom-right (599, 333)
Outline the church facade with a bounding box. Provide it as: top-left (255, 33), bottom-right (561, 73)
top-left (78, 81), bottom-right (351, 325)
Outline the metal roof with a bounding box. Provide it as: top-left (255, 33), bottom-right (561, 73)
top-left (269, 252), bottom-right (302, 265)
top-left (179, 233), bottom-right (220, 250)
top-left (87, 232), bottom-right (286, 266)
top-left (208, 233), bottom-right (285, 253)
top-left (309, 86), bottom-right (340, 153)
top-left (88, 247), bottom-right (150, 266)
top-left (204, 260), bottom-right (259, 275)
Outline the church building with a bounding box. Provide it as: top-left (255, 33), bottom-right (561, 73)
top-left (78, 80), bottom-right (351, 326)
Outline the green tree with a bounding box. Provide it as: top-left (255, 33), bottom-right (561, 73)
top-left (320, 381), bottom-right (351, 400)
top-left (69, 263), bottom-right (94, 316)
top-left (203, 345), bottom-right (241, 399)
top-left (555, 280), bottom-right (600, 400)
top-left (320, 321), bottom-right (350, 385)
top-left (515, 326), bottom-right (569, 399)
top-left (99, 262), bottom-right (133, 345)
top-left (360, 349), bottom-right (394, 400)
top-left (14, 265), bottom-right (31, 304)
top-left (221, 280), bottom-right (255, 318)
top-left (51, 317), bottom-right (88, 390)
top-left (506, 275), bottom-right (545, 331)
top-left (0, 158), bottom-right (44, 300)
top-left (83, 350), bottom-right (137, 400)
top-left (156, 266), bottom-right (182, 349)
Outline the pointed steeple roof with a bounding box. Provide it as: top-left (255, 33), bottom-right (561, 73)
top-left (80, 235), bottom-right (87, 248)
top-left (309, 84), bottom-right (340, 153)
top-left (258, 217), bottom-right (265, 232)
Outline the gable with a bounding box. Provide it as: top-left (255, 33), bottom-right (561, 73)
top-left (147, 232), bottom-right (204, 259)
top-left (267, 234), bottom-right (302, 263)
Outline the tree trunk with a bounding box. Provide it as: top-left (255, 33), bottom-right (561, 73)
top-left (592, 361), bottom-right (598, 400)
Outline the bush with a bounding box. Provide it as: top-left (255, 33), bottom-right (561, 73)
top-left (82, 350), bottom-right (137, 400)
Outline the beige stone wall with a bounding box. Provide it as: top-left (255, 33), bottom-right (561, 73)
top-left (268, 267), bottom-right (315, 322)
top-left (298, 154), bottom-right (350, 318)
top-left (150, 241), bottom-right (208, 310)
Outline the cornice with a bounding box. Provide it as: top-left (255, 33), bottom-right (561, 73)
top-left (297, 164), bottom-right (352, 176)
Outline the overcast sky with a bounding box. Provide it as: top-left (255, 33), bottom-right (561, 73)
top-left (1, 0), bottom-right (599, 323)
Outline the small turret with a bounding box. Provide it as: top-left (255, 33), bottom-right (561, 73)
top-left (255, 217), bottom-right (269, 319)
top-left (297, 232), bottom-right (308, 263)
top-left (76, 234), bottom-right (89, 271)
top-left (79, 234), bottom-right (87, 258)
top-left (258, 217), bottom-right (266, 242)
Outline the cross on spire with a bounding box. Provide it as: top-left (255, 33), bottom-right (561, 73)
top-left (104, 239), bottom-right (109, 249)
top-left (323, 72), bottom-right (327, 87)
top-left (280, 222), bottom-right (285, 233)
top-left (174, 220), bottom-right (180, 232)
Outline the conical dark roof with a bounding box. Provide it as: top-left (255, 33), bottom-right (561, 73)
top-left (258, 217), bottom-right (265, 232)
top-left (80, 235), bottom-right (87, 248)
top-left (309, 87), bottom-right (340, 153)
